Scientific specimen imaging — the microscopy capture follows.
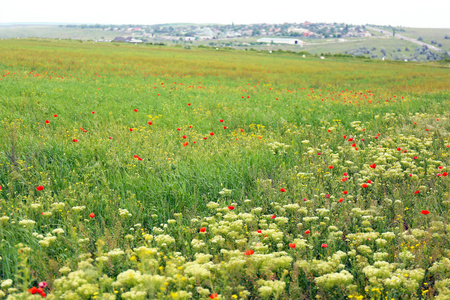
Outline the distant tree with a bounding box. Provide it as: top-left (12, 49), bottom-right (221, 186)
top-left (405, 47), bottom-right (409, 51)
top-left (418, 36), bottom-right (423, 41)
top-left (380, 48), bottom-right (386, 56)
top-left (438, 43), bottom-right (442, 47)
top-left (371, 47), bottom-right (376, 51)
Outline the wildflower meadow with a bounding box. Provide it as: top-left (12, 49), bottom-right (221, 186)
top-left (0, 39), bottom-right (449, 299)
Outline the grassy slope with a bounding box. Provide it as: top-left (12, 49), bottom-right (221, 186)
top-left (400, 27), bottom-right (450, 52)
top-left (0, 26), bottom-right (119, 40)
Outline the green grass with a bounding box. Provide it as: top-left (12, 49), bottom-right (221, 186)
top-left (0, 39), bottom-right (449, 299)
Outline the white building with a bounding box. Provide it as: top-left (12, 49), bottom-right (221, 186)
top-left (257, 38), bottom-right (304, 45)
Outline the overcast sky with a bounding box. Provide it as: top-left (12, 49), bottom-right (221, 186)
top-left (1, 0), bottom-right (449, 28)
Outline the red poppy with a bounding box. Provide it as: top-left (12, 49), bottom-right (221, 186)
top-left (280, 188), bottom-right (286, 192)
top-left (53, 114), bottom-right (57, 117)
top-left (421, 210), bottom-right (430, 215)
top-left (443, 172), bottom-right (448, 177)
top-left (271, 215), bottom-right (276, 219)
top-left (362, 183), bottom-right (368, 188)
top-left (321, 243), bottom-right (328, 248)
top-left (348, 138), bottom-right (353, 142)
top-left (89, 213), bottom-right (95, 218)
top-left (183, 142), bottom-right (188, 147)
top-left (134, 109), bottom-right (137, 112)
top-left (219, 119), bottom-right (224, 122)
top-left (200, 227), bottom-right (206, 233)
top-left (182, 135), bottom-right (187, 139)
top-left (73, 139), bottom-right (78, 142)
top-left (0, 186), bottom-right (2, 191)
top-left (223, 126), bottom-right (227, 129)
top-left (289, 243), bottom-right (296, 249)
top-left (438, 166), bottom-right (443, 170)
top-left (343, 172), bottom-right (348, 176)
top-left (177, 128), bottom-right (181, 131)
top-left (108, 137), bottom-right (112, 139)
top-left (256, 230), bottom-right (262, 233)
top-left (203, 137), bottom-right (207, 140)
top-left (414, 191), bottom-right (420, 194)
top-left (413, 156), bottom-right (418, 160)
top-left (210, 132), bottom-right (214, 136)
top-left (36, 185), bottom-right (44, 191)
top-left (317, 152), bottom-right (321, 155)
top-left (133, 155), bottom-right (143, 161)
top-left (339, 198), bottom-right (343, 203)
top-left (45, 120), bottom-right (50, 124)
top-left (92, 111), bottom-right (95, 114)
top-left (244, 249), bottom-right (254, 255)
top-left (228, 206), bottom-right (234, 210)
top-left (240, 129), bottom-right (244, 132)
top-left (325, 194), bottom-right (330, 198)
top-left (397, 148), bottom-right (401, 151)
top-left (209, 293), bottom-right (218, 299)
top-left (370, 163), bottom-right (376, 169)
top-left (304, 230), bottom-right (310, 234)
top-left (343, 191), bottom-right (348, 194)
top-left (366, 180), bottom-right (372, 184)
top-left (129, 128), bottom-right (133, 132)
top-left (188, 103), bottom-right (191, 106)
top-left (329, 165), bottom-right (333, 169)
top-left (343, 135), bottom-right (346, 139)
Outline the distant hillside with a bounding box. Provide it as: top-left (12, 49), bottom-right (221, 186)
top-left (0, 23), bottom-right (448, 61)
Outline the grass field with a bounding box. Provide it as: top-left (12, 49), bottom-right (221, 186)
top-left (0, 39), bottom-right (449, 299)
